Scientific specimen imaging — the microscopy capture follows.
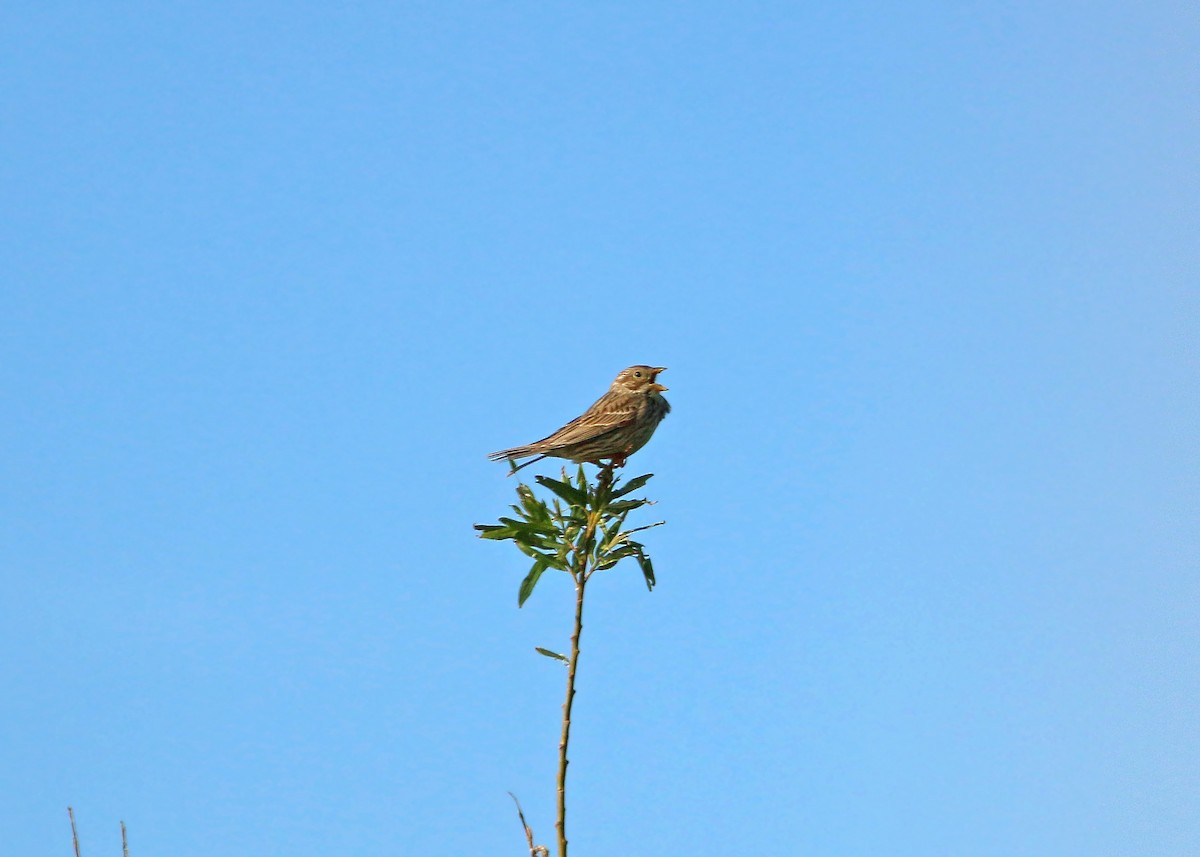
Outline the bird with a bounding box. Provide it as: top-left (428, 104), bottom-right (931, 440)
top-left (489, 365), bottom-right (670, 472)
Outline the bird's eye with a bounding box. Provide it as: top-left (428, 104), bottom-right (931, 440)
top-left (634, 371), bottom-right (642, 378)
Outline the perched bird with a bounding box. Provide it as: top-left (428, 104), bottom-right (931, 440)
top-left (489, 365), bottom-right (670, 471)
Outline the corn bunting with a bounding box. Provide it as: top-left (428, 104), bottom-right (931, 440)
top-left (489, 365), bottom-right (670, 471)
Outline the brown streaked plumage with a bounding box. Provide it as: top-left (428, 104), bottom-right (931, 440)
top-left (489, 365), bottom-right (671, 471)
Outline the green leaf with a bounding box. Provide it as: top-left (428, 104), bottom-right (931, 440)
top-left (517, 486), bottom-right (552, 522)
top-left (493, 517), bottom-right (559, 544)
top-left (605, 499), bottom-right (648, 515)
top-left (535, 475), bottom-right (587, 506)
top-left (596, 549), bottom-right (634, 570)
top-left (600, 544), bottom-right (637, 564)
top-left (621, 520), bottom-right (666, 537)
top-left (475, 523), bottom-right (518, 541)
top-left (521, 521), bottom-right (562, 537)
top-left (518, 560), bottom-right (548, 607)
top-left (598, 516), bottom-right (626, 554)
top-left (535, 647), bottom-right (568, 663)
top-left (514, 541), bottom-right (549, 560)
top-left (611, 473), bottom-right (654, 498)
top-left (514, 541), bottom-right (569, 570)
top-left (635, 546), bottom-right (656, 591)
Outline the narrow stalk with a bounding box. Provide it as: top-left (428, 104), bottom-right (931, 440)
top-left (556, 566), bottom-right (586, 857)
top-left (68, 807), bottom-right (81, 857)
top-left (509, 792), bottom-right (543, 857)
top-left (556, 463), bottom-right (612, 857)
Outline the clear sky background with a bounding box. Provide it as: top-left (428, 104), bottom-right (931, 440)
top-left (2, 3), bottom-right (1196, 855)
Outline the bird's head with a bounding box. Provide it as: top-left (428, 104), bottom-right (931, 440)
top-left (613, 365), bottom-right (668, 394)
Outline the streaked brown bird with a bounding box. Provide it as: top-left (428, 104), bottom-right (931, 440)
top-left (489, 365), bottom-right (671, 471)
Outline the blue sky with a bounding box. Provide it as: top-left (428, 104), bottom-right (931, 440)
top-left (2, 2), bottom-right (1196, 855)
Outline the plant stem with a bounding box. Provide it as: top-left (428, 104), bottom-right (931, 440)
top-left (556, 569), bottom-right (585, 857)
top-left (68, 807), bottom-right (81, 857)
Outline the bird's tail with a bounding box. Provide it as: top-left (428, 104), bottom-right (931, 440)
top-left (488, 447), bottom-right (548, 476)
top-left (487, 445), bottom-right (536, 462)
top-left (504, 455), bottom-right (547, 476)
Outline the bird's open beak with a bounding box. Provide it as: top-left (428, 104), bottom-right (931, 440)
top-left (650, 367), bottom-right (668, 392)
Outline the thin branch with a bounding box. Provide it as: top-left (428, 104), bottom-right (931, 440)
top-left (556, 569), bottom-right (586, 857)
top-left (121, 821), bottom-right (129, 857)
top-left (508, 792), bottom-right (546, 857)
top-left (68, 807), bottom-right (81, 857)
top-left (554, 464), bottom-right (612, 857)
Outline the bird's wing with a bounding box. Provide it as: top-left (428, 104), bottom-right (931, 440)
top-left (535, 392), bottom-right (638, 450)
